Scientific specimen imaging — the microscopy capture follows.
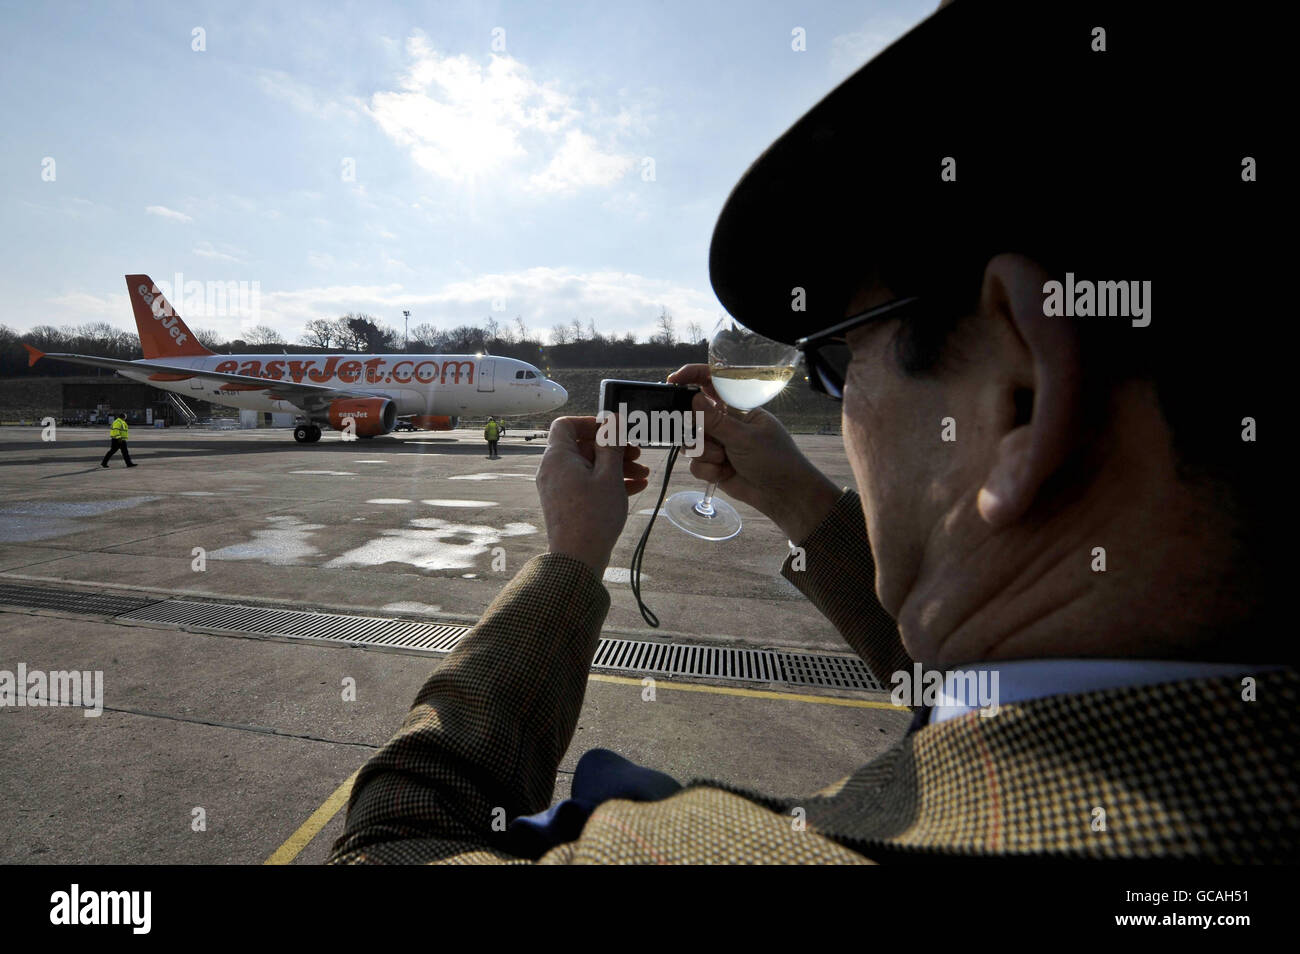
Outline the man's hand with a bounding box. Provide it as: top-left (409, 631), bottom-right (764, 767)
top-left (537, 416), bottom-right (651, 574)
top-left (668, 364), bottom-right (841, 545)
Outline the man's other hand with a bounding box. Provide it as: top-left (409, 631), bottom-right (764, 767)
top-left (537, 416), bottom-right (651, 574)
top-left (668, 364), bottom-right (841, 545)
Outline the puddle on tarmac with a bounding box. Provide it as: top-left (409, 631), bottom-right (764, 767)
top-left (421, 499), bottom-right (496, 508)
top-left (208, 515), bottom-right (326, 565)
top-left (382, 601), bottom-right (443, 614)
top-left (179, 492), bottom-right (216, 497)
top-left (326, 517), bottom-right (537, 571)
top-left (289, 470), bottom-right (357, 476)
top-left (447, 473), bottom-right (534, 481)
top-left (0, 496), bottom-right (162, 542)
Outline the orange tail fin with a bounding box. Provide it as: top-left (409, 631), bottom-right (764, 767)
top-left (125, 274), bottom-right (213, 359)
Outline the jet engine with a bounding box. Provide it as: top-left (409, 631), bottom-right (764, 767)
top-left (327, 397), bottom-right (397, 436)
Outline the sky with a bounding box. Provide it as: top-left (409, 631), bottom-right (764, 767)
top-left (0, 0), bottom-right (934, 345)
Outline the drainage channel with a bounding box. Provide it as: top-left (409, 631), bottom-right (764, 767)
top-left (0, 581), bottom-right (161, 616)
top-left (117, 598), bottom-right (883, 692)
top-left (0, 581), bottom-right (884, 693)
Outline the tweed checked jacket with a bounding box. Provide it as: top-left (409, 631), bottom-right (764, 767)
top-left (329, 491), bottom-right (1299, 863)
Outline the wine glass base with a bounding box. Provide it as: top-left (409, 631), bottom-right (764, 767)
top-left (664, 491), bottom-right (741, 541)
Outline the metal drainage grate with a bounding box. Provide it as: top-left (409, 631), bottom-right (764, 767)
top-left (118, 599), bottom-right (469, 653)
top-left (779, 652), bottom-right (882, 691)
top-left (592, 637), bottom-right (881, 691)
top-left (115, 598), bottom-right (883, 692)
top-left (0, 581), bottom-right (161, 617)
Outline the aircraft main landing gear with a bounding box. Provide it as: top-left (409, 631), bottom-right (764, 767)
top-left (294, 424), bottom-right (323, 443)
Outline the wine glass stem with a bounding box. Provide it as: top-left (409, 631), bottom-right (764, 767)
top-left (696, 481), bottom-right (718, 517)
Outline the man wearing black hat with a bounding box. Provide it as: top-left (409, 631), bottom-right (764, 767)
top-left (332, 0), bottom-right (1290, 863)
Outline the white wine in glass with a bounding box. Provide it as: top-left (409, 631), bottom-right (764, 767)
top-left (664, 320), bottom-right (800, 541)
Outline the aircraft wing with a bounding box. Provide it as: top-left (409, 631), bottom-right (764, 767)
top-left (23, 345), bottom-right (390, 410)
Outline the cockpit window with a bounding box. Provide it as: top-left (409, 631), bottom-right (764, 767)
top-left (525, 370), bottom-right (538, 379)
top-left (515, 370), bottom-right (525, 379)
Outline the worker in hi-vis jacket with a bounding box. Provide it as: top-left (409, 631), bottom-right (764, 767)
top-left (101, 412), bottom-right (137, 468)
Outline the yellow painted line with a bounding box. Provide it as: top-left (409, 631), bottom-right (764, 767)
top-left (264, 769), bottom-right (359, 865)
top-left (267, 675), bottom-right (904, 864)
top-left (587, 672), bottom-right (908, 710)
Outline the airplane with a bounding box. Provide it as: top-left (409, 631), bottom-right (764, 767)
top-left (24, 274), bottom-right (568, 442)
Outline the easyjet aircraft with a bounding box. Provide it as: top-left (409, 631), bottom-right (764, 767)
top-left (24, 274), bottom-right (568, 442)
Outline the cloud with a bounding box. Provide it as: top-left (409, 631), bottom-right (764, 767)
top-left (530, 130), bottom-right (636, 194)
top-left (192, 241), bottom-right (247, 264)
top-left (145, 205), bottom-right (193, 224)
top-left (28, 268), bottom-right (718, 346)
top-left (366, 35), bottom-right (637, 193)
top-left (255, 69), bottom-right (361, 121)
top-left (47, 290), bottom-right (129, 320)
top-left (259, 267), bottom-right (716, 342)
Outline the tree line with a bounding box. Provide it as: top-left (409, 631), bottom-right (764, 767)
top-left (0, 308), bottom-right (707, 377)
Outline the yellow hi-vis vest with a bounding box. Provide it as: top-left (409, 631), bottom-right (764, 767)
top-left (484, 421), bottom-right (500, 441)
top-left (110, 417), bottom-right (129, 440)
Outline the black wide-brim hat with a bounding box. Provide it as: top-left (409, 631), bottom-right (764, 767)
top-left (708, 0), bottom-right (1277, 345)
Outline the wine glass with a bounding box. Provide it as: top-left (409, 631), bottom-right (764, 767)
top-left (664, 318), bottom-right (801, 540)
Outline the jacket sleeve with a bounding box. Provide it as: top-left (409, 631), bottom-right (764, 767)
top-left (328, 552), bottom-right (610, 864)
top-left (779, 488), bottom-right (911, 684)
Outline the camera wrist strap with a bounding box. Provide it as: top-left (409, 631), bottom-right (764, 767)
top-left (629, 444), bottom-right (679, 628)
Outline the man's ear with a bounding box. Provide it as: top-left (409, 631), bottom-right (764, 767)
top-left (976, 253), bottom-right (1084, 527)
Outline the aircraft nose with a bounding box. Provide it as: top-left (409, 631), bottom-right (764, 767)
top-left (546, 380), bottom-right (567, 408)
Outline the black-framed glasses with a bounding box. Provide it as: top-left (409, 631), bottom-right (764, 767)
top-left (796, 296), bottom-right (923, 399)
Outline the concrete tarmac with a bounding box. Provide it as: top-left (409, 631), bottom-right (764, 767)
top-left (0, 425), bottom-right (908, 863)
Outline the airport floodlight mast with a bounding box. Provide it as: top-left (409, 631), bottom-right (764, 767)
top-left (403, 310), bottom-right (410, 353)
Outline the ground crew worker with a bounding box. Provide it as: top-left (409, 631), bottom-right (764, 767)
top-left (484, 417), bottom-right (501, 459)
top-left (101, 411), bottom-right (137, 468)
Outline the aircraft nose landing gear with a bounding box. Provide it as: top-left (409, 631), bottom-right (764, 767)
top-left (293, 424), bottom-right (323, 443)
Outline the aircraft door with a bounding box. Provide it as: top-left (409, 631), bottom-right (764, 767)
top-left (476, 358), bottom-right (495, 392)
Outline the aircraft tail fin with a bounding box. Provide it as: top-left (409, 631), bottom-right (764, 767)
top-left (125, 274), bottom-right (213, 359)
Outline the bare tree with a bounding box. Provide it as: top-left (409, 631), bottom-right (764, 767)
top-left (587, 318), bottom-right (601, 342)
top-left (410, 323), bottom-right (440, 350)
top-left (570, 318), bottom-right (583, 342)
top-left (685, 320), bottom-right (704, 344)
top-left (514, 315), bottom-right (528, 342)
top-left (484, 316), bottom-right (501, 342)
top-left (302, 318), bottom-right (336, 348)
top-left (24, 325), bottom-right (67, 350)
top-left (193, 327), bottom-right (225, 350)
top-left (550, 323), bottom-right (572, 345)
top-left (653, 307), bottom-right (676, 346)
top-left (246, 325), bottom-right (286, 345)
top-left (332, 315), bottom-right (368, 351)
